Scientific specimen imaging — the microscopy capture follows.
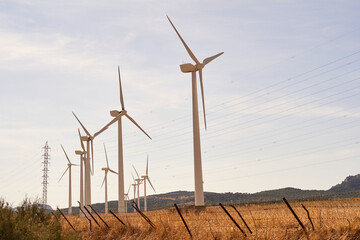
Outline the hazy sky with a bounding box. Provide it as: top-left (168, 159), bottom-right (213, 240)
top-left (0, 0), bottom-right (359, 209)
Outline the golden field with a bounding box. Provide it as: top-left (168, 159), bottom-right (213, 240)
top-left (59, 198), bottom-right (360, 239)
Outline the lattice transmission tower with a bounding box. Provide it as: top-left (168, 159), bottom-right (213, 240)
top-left (42, 141), bottom-right (51, 207)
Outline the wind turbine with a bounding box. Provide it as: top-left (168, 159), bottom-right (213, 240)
top-left (76, 128), bottom-right (93, 212)
top-left (132, 166), bottom-right (143, 209)
top-left (101, 144), bottom-right (118, 214)
top-left (59, 144), bottom-right (79, 215)
top-left (131, 174), bottom-right (137, 212)
top-left (124, 185), bottom-right (131, 213)
top-left (94, 66), bottom-right (152, 215)
top-left (141, 155), bottom-right (156, 211)
top-left (167, 16), bottom-right (223, 206)
top-left (75, 128), bottom-right (87, 217)
top-left (72, 112), bottom-right (97, 210)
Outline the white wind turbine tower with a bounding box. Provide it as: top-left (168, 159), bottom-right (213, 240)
top-left (59, 144), bottom-right (79, 215)
top-left (95, 66), bottom-right (152, 215)
top-left (101, 144), bottom-right (118, 214)
top-left (72, 112), bottom-right (98, 211)
top-left (167, 16), bottom-right (224, 206)
top-left (75, 128), bottom-right (87, 217)
top-left (124, 185), bottom-right (131, 213)
top-left (131, 175), bottom-right (137, 212)
top-left (132, 167), bottom-right (143, 209)
top-left (141, 156), bottom-right (156, 211)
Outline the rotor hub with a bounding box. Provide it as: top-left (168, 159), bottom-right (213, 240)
top-left (196, 63), bottom-right (205, 71)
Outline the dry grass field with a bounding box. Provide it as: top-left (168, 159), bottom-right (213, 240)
top-left (59, 198), bottom-right (360, 239)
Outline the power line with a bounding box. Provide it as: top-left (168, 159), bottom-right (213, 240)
top-left (99, 50), bottom-right (360, 141)
top-left (116, 88), bottom-right (360, 157)
top-left (203, 89), bottom-right (360, 142)
top-left (208, 59), bottom-right (360, 117)
top-left (107, 62), bottom-right (360, 147)
top-left (212, 155), bottom-right (359, 182)
top-left (205, 74), bottom-right (360, 130)
top-left (205, 119), bottom-right (360, 160)
top-left (203, 105), bottom-right (360, 153)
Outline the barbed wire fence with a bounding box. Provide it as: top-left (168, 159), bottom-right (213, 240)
top-left (57, 195), bottom-right (360, 239)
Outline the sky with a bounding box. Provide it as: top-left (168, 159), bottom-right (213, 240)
top-left (0, 0), bottom-right (359, 209)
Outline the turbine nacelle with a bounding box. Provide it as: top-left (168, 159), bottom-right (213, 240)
top-left (82, 136), bottom-right (94, 141)
top-left (80, 136), bottom-right (89, 142)
top-left (110, 110), bottom-right (126, 117)
top-left (180, 63), bottom-right (205, 73)
top-left (180, 63), bottom-right (197, 73)
top-left (75, 150), bottom-right (86, 155)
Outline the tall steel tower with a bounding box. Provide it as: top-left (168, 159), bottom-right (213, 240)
top-left (42, 141), bottom-right (50, 208)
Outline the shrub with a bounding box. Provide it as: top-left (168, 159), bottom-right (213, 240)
top-left (0, 198), bottom-right (62, 240)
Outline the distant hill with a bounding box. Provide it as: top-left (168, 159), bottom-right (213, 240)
top-left (40, 204), bottom-right (54, 211)
top-left (329, 174), bottom-right (360, 193)
top-left (64, 174), bottom-right (360, 214)
top-left (12, 204), bottom-right (53, 212)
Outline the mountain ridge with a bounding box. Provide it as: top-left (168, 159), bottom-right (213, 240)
top-left (63, 174), bottom-right (360, 214)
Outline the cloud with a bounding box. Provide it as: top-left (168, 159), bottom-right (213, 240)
top-left (0, 0), bottom-right (360, 208)
top-left (0, 29), bottom-right (108, 73)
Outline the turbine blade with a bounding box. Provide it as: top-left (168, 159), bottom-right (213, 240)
top-left (104, 143), bottom-right (109, 168)
top-left (101, 175), bottom-right (106, 188)
top-left (118, 66), bottom-right (125, 110)
top-left (166, 15), bottom-right (200, 64)
top-left (131, 173), bottom-right (136, 182)
top-left (94, 113), bottom-right (122, 137)
top-left (132, 165), bottom-right (140, 179)
top-left (125, 114), bottom-right (152, 140)
top-left (203, 52), bottom-right (224, 65)
top-left (72, 112), bottom-right (92, 137)
top-left (61, 144), bottom-right (71, 164)
top-left (146, 155), bottom-right (149, 176)
top-left (78, 128), bottom-right (86, 152)
top-left (109, 169), bottom-right (118, 174)
top-left (199, 69), bottom-right (207, 130)
top-left (147, 177), bottom-right (156, 193)
top-left (91, 140), bottom-right (94, 176)
top-left (71, 164), bottom-right (80, 166)
top-left (58, 167), bottom-right (69, 182)
top-left (127, 185), bottom-right (131, 195)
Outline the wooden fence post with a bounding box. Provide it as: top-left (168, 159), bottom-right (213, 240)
top-left (301, 204), bottom-right (314, 230)
top-left (283, 198), bottom-right (309, 240)
top-left (87, 205), bottom-right (110, 229)
top-left (174, 204), bottom-right (192, 239)
top-left (77, 201), bottom-right (92, 231)
top-left (51, 212), bottom-right (59, 221)
top-left (57, 207), bottom-right (76, 232)
top-left (231, 205), bottom-right (252, 234)
top-left (132, 200), bottom-right (156, 229)
top-left (109, 210), bottom-right (126, 226)
top-left (83, 206), bottom-right (101, 227)
top-left (219, 203), bottom-right (246, 237)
